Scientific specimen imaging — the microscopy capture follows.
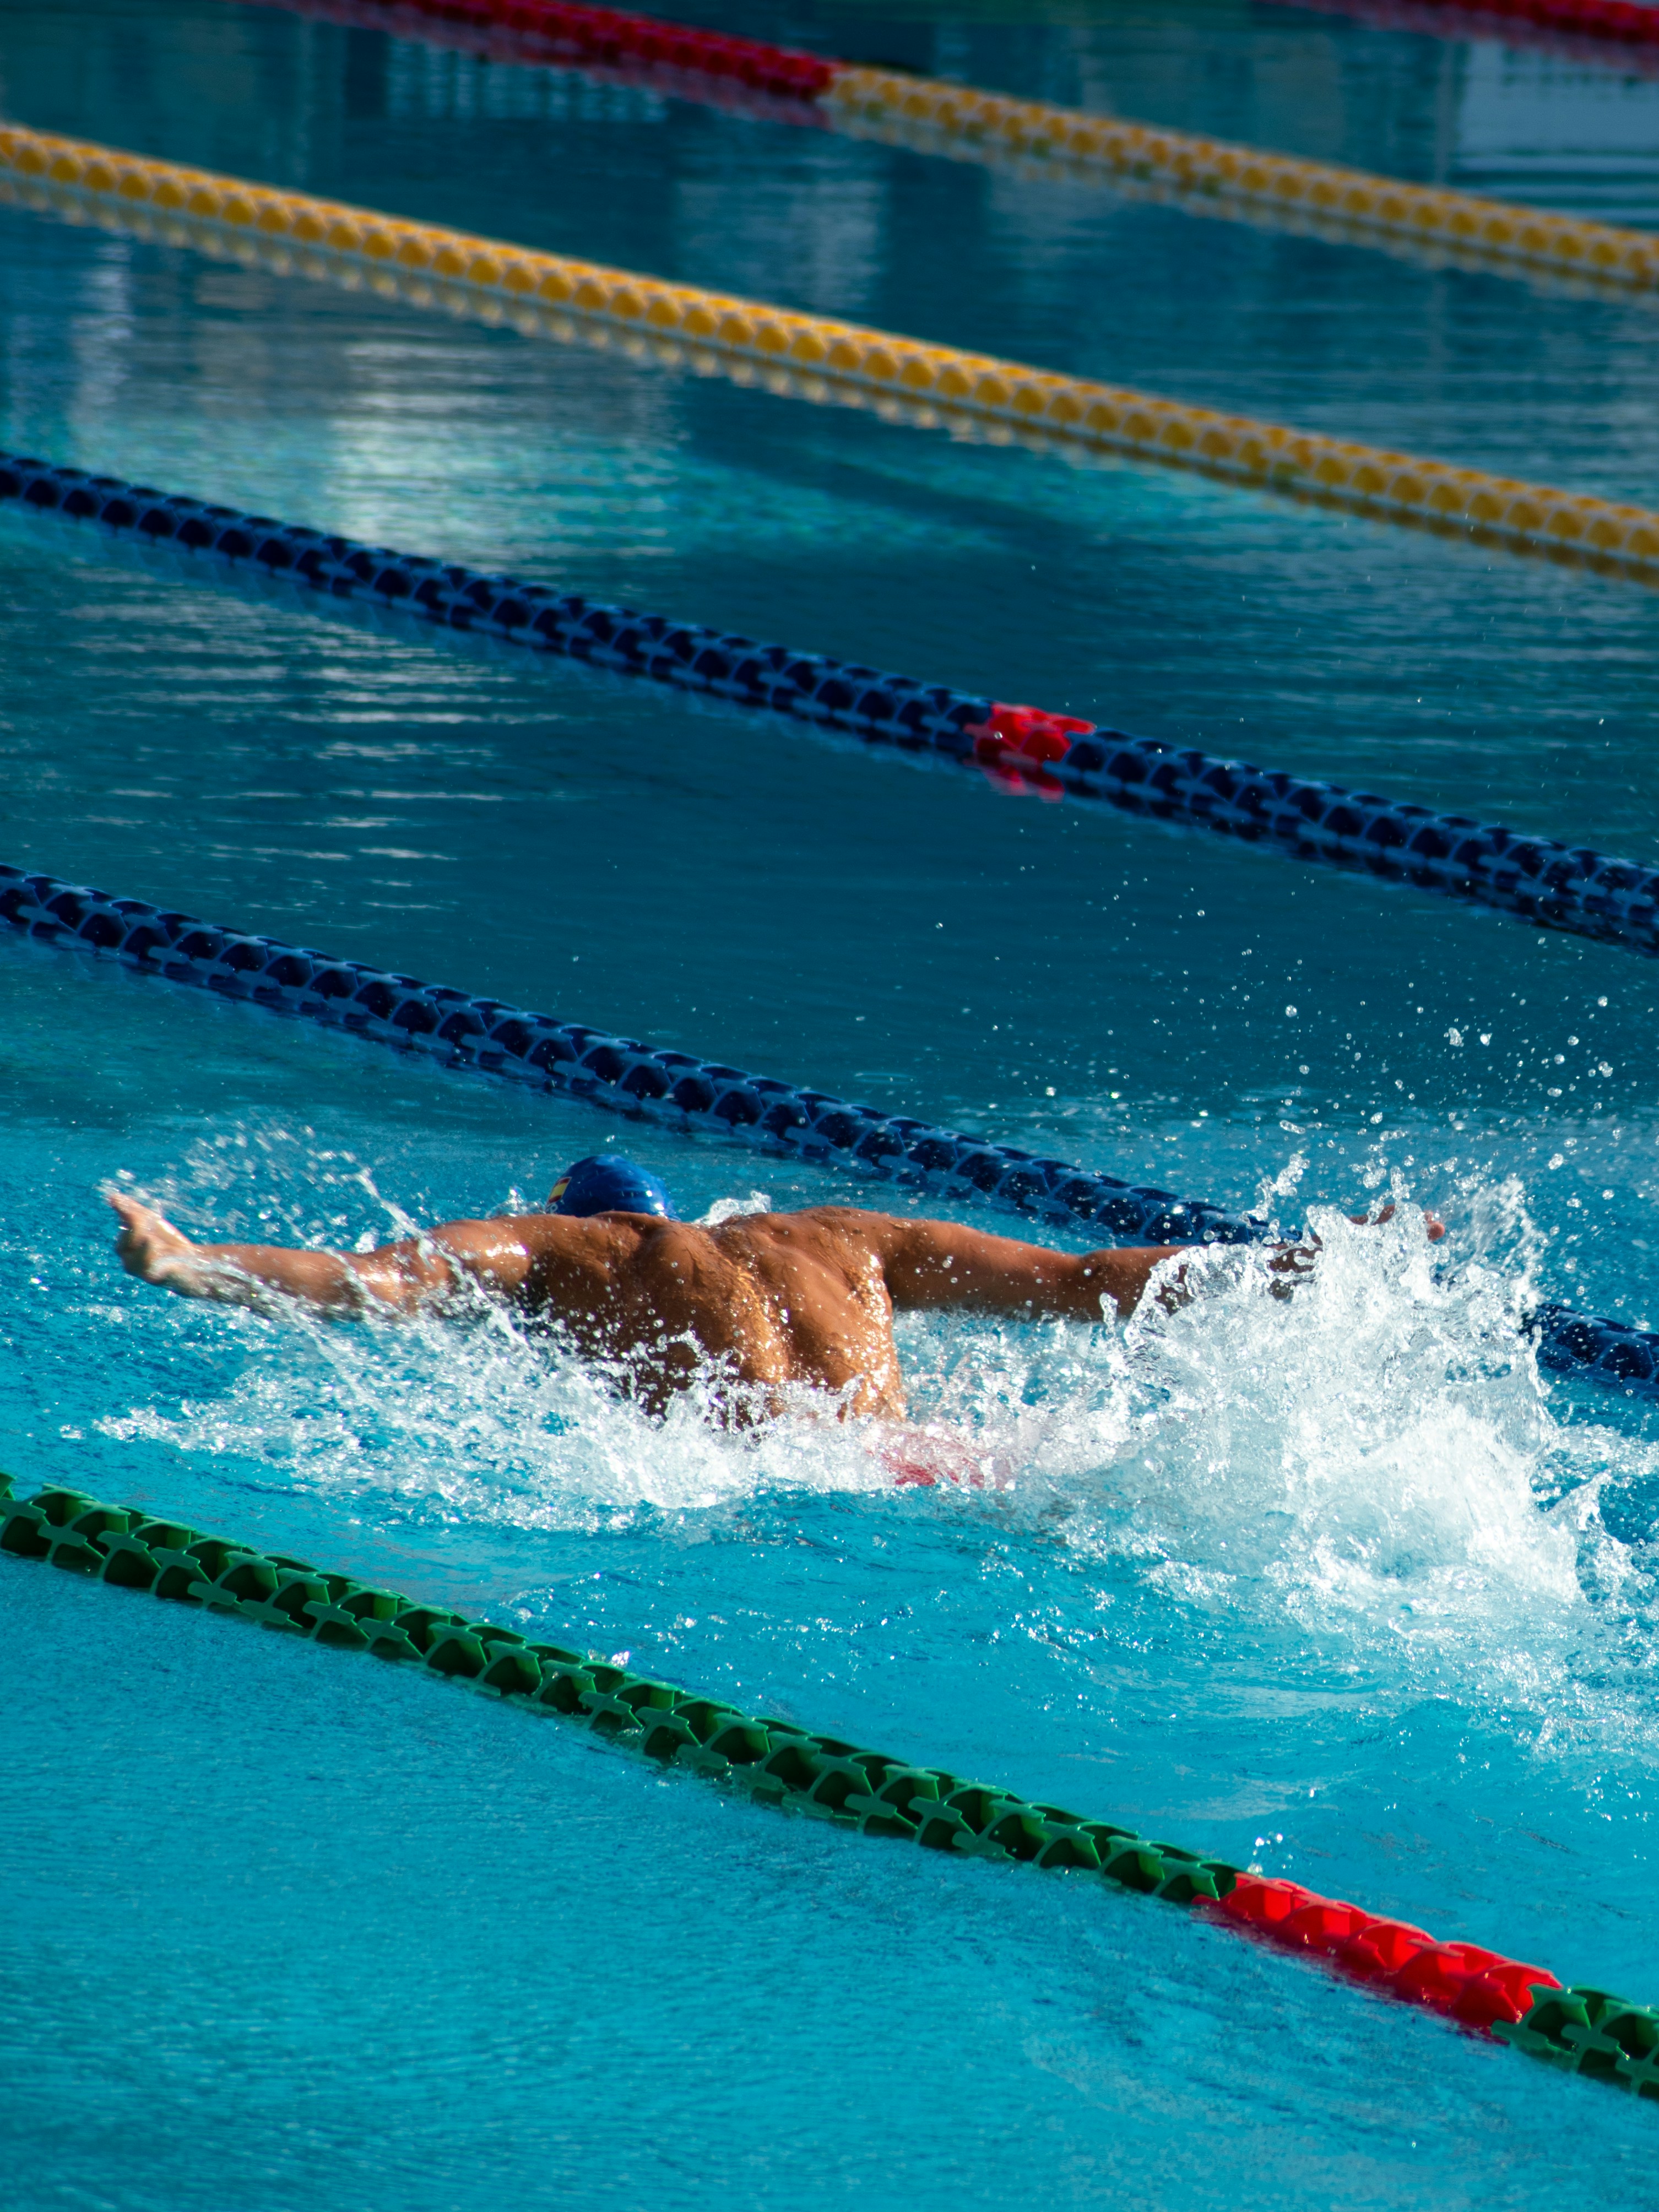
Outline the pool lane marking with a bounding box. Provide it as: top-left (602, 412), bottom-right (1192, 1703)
top-left (10, 447), bottom-right (1659, 978)
top-left (7, 1471), bottom-right (1648, 2096)
top-left (0, 841), bottom-right (1650, 1398)
top-left (238, 0), bottom-right (1659, 300)
top-left (8, 127), bottom-right (1659, 581)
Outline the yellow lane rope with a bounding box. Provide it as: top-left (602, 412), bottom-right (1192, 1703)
top-left (241, 0), bottom-right (1659, 300)
top-left (6, 123), bottom-right (1659, 580)
top-left (822, 66), bottom-right (1659, 298)
top-left (829, 97), bottom-right (1658, 312)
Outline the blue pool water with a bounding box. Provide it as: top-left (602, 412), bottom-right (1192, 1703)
top-left (4, 1), bottom-right (1659, 2204)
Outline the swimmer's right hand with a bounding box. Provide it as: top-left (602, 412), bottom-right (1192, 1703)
top-left (106, 1190), bottom-right (211, 1294)
top-left (1265, 1201), bottom-right (1446, 1298)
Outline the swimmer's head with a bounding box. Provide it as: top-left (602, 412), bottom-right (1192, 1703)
top-left (548, 1155), bottom-right (679, 1219)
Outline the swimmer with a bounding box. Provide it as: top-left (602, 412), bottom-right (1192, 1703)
top-left (106, 1154), bottom-right (1438, 1433)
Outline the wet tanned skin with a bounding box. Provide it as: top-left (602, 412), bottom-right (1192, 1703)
top-left (105, 1192), bottom-right (1190, 1422)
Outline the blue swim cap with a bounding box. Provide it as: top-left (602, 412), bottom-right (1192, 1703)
top-left (548, 1155), bottom-right (678, 1219)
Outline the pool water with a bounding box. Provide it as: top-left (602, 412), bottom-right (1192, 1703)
top-left (3, 1), bottom-right (1659, 2204)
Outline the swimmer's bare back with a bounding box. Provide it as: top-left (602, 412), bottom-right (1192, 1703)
top-left (105, 1192), bottom-right (1195, 1421)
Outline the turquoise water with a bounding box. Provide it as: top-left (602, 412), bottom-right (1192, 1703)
top-left (4, 1), bottom-right (1659, 2204)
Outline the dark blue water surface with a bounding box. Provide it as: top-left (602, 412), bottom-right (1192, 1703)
top-left (3, 2), bottom-right (1659, 2206)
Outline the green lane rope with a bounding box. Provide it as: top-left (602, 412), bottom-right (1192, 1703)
top-left (0, 1472), bottom-right (1230, 1896)
top-left (3, 1468), bottom-right (1654, 2094)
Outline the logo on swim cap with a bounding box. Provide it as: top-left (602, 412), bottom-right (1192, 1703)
top-left (548, 1156), bottom-right (678, 1219)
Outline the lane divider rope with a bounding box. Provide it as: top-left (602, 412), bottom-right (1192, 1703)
top-left (241, 3), bottom-right (1633, 315)
top-left (1237, 0), bottom-right (1659, 85)
top-left (240, 0), bottom-right (1659, 298)
top-left (2, 1468), bottom-right (1650, 2094)
top-left (253, 0), bottom-right (843, 127)
top-left (10, 451), bottom-right (1659, 969)
top-left (8, 124), bottom-right (1659, 578)
top-left (306, 0), bottom-right (836, 99)
top-left (0, 856), bottom-right (1260, 1249)
top-left (1289, 0), bottom-right (1659, 52)
top-left (0, 841), bottom-right (1646, 1396)
top-left (242, 1), bottom-right (1659, 309)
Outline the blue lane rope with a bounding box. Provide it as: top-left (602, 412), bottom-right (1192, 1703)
top-left (0, 861), bottom-right (1254, 1247)
top-left (4, 452), bottom-right (1659, 963)
top-left (1, 860), bottom-right (1650, 1398)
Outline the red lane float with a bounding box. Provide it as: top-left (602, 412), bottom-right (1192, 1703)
top-left (245, 0), bottom-right (1659, 104)
top-left (1212, 1875), bottom-right (1559, 2030)
top-left (233, 0), bottom-right (1659, 302)
top-left (1292, 0), bottom-right (1659, 47)
top-left (967, 704), bottom-right (1096, 801)
top-left (258, 0), bottom-right (836, 100)
top-left (1283, 0), bottom-right (1659, 66)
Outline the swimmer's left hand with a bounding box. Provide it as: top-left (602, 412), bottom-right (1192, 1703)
top-left (106, 1188), bottom-right (213, 1292)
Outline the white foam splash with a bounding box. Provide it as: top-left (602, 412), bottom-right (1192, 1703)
top-left (697, 1190), bottom-right (774, 1227)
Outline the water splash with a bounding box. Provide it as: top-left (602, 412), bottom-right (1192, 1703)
top-left (89, 1129), bottom-right (1659, 1756)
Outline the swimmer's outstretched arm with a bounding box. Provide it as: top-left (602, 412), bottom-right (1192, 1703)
top-left (106, 1191), bottom-right (534, 1316)
top-left (832, 1211), bottom-right (1190, 1321)
top-left (847, 1205), bottom-right (1444, 1322)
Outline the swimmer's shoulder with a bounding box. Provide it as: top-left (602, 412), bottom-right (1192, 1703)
top-left (723, 1205), bottom-right (901, 1257)
top-left (512, 1210), bottom-right (674, 1268)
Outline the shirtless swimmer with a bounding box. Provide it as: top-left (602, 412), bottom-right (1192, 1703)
top-left (106, 1153), bottom-right (1440, 1428)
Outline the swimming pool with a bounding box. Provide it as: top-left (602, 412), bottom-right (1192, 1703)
top-left (3, 0), bottom-right (1659, 2203)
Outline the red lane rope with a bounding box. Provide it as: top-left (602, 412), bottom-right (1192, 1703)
top-left (249, 0), bottom-right (838, 122)
top-left (1212, 1876), bottom-right (1559, 2031)
top-left (280, 0), bottom-right (837, 98)
top-left (1279, 0), bottom-right (1659, 64)
top-left (246, 0), bottom-right (1659, 91)
top-left (1333, 0), bottom-right (1659, 47)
